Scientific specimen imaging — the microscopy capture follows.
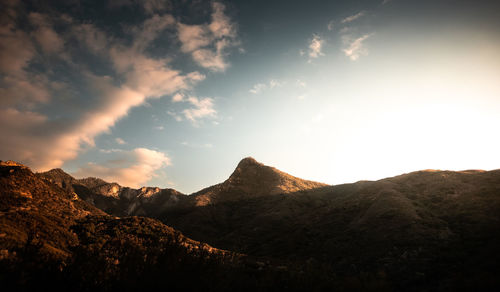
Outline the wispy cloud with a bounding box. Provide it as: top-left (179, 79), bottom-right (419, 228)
top-left (269, 79), bottom-right (282, 88)
top-left (249, 83), bottom-right (267, 94)
top-left (341, 11), bottom-right (366, 24)
top-left (99, 148), bottom-right (123, 154)
top-left (327, 21), bottom-right (335, 31)
top-left (183, 96), bottom-right (217, 124)
top-left (342, 33), bottom-right (373, 61)
top-left (167, 110), bottom-right (183, 122)
top-left (29, 12), bottom-right (65, 55)
top-left (74, 148), bottom-right (170, 188)
top-left (308, 34), bottom-right (324, 60)
top-left (108, 0), bottom-right (171, 15)
top-left (176, 2), bottom-right (239, 72)
top-left (0, 1), bottom-right (221, 170)
top-left (249, 79), bottom-right (283, 94)
top-left (115, 138), bottom-right (127, 145)
top-left (177, 23), bottom-right (212, 53)
top-left (172, 92), bottom-right (184, 102)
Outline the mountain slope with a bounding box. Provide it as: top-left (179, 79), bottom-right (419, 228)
top-left (28, 158), bottom-right (500, 291)
top-left (0, 161), bottom-right (105, 259)
top-left (191, 157), bottom-right (328, 206)
top-left (2, 160), bottom-right (336, 291)
top-left (1, 161), bottom-right (222, 289)
top-left (157, 163), bottom-right (500, 291)
top-left (38, 169), bottom-right (186, 217)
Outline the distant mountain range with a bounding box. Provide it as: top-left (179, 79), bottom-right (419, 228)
top-left (2, 158), bottom-right (500, 291)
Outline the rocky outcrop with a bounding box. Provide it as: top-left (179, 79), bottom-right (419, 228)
top-left (37, 169), bottom-right (187, 217)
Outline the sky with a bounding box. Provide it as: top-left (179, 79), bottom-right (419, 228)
top-left (1, 0), bottom-right (500, 193)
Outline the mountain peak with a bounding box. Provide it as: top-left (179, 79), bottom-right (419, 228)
top-left (42, 168), bottom-right (73, 178)
top-left (236, 157), bottom-right (260, 167)
top-left (229, 157), bottom-right (275, 182)
top-left (193, 158), bottom-right (328, 205)
top-left (0, 160), bottom-right (29, 169)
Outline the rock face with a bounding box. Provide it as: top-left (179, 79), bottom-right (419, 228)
top-left (191, 157), bottom-right (328, 206)
top-left (38, 169), bottom-right (186, 217)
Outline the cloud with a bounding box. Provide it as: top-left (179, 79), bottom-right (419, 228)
top-left (172, 92), bottom-right (184, 102)
top-left (108, 0), bottom-right (171, 15)
top-left (269, 79), bottom-right (282, 88)
top-left (249, 79), bottom-right (283, 94)
top-left (29, 12), bottom-right (65, 55)
top-left (341, 11), bottom-right (365, 24)
top-left (167, 110), bottom-right (183, 122)
top-left (177, 23), bottom-right (212, 53)
top-left (382, 0), bottom-right (392, 4)
top-left (249, 83), bottom-right (267, 94)
top-left (131, 14), bottom-right (175, 52)
top-left (327, 21), bottom-right (335, 31)
top-left (342, 33), bottom-right (373, 61)
top-left (99, 148), bottom-right (123, 154)
top-left (308, 34), bottom-right (324, 60)
top-left (177, 2), bottom-right (239, 72)
top-left (109, 47), bottom-right (203, 98)
top-left (0, 2), bottom-right (208, 171)
top-left (0, 10), bottom-right (53, 109)
top-left (72, 23), bottom-right (108, 55)
top-left (141, 0), bottom-right (171, 15)
top-left (191, 48), bottom-right (228, 72)
top-left (183, 96), bottom-right (216, 124)
top-left (209, 2), bottom-right (237, 39)
top-left (115, 138), bottom-right (126, 145)
top-left (73, 148), bottom-right (170, 188)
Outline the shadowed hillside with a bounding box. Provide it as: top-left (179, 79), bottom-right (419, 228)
top-left (13, 158), bottom-right (500, 291)
top-left (157, 159), bottom-right (500, 291)
top-left (4, 161), bottom-right (338, 291)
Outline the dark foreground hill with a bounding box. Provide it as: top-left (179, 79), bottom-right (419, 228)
top-left (2, 161), bottom-right (338, 291)
top-left (12, 158), bottom-right (500, 291)
top-left (159, 162), bottom-right (500, 291)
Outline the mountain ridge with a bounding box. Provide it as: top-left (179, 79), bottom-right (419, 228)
top-left (3, 158), bottom-right (500, 290)
top-left (38, 168), bottom-right (186, 217)
top-left (191, 157), bottom-right (329, 206)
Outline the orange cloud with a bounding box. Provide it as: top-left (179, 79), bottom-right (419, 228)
top-left (73, 148), bottom-right (170, 188)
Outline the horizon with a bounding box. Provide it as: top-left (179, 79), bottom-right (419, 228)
top-left (28, 156), bottom-right (495, 194)
top-left (1, 0), bottom-right (500, 193)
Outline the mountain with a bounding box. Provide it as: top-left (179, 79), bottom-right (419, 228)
top-left (38, 157), bottom-right (327, 215)
top-left (0, 161), bottom-right (105, 260)
top-left (191, 157), bottom-right (328, 206)
top-left (4, 160), bottom-right (320, 291)
top-left (4, 160), bottom-right (350, 291)
top-left (38, 168), bottom-right (186, 217)
top-left (16, 158), bottom-right (500, 291)
top-left (156, 160), bottom-right (500, 291)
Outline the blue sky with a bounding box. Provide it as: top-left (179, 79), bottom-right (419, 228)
top-left (1, 0), bottom-right (500, 193)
